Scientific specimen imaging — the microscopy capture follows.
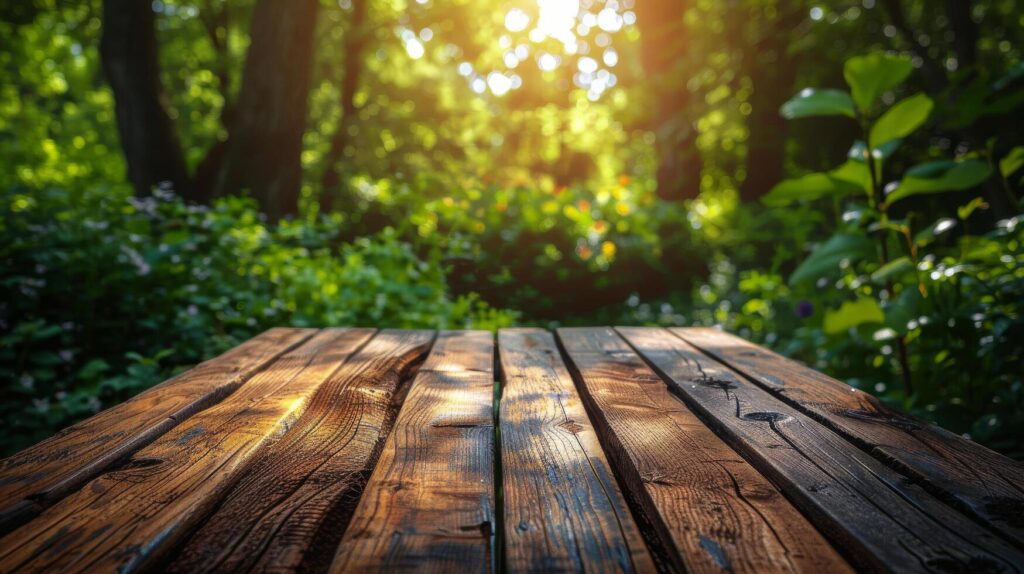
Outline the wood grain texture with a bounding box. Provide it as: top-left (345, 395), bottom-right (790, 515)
top-left (557, 327), bottom-right (849, 574)
top-left (674, 327), bottom-right (1024, 547)
top-left (0, 328), bottom-right (374, 574)
top-left (498, 329), bottom-right (656, 573)
top-left (0, 327), bottom-right (314, 535)
top-left (330, 330), bottom-right (496, 573)
top-left (166, 329), bottom-right (435, 574)
top-left (618, 326), bottom-right (1024, 573)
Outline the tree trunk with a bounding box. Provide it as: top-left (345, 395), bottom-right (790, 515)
top-left (738, 6), bottom-right (801, 202)
top-left (214, 0), bottom-right (320, 220)
top-left (100, 0), bottom-right (190, 198)
top-left (946, 0), bottom-right (977, 70)
top-left (740, 63), bottom-right (793, 202)
top-left (321, 0), bottom-right (370, 212)
top-left (633, 0), bottom-right (701, 202)
top-left (191, 0), bottom-right (235, 204)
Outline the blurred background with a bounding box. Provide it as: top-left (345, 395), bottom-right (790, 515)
top-left (1, 0), bottom-right (1022, 458)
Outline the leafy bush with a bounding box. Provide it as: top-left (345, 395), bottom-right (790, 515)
top-left (620, 53), bottom-right (1024, 457)
top-left (0, 184), bottom-right (515, 454)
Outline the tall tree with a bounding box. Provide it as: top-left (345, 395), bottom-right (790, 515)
top-left (633, 0), bottom-right (702, 202)
top-left (738, 4), bottom-right (802, 202)
top-left (213, 0), bottom-right (320, 220)
top-left (100, 0), bottom-right (190, 198)
top-left (321, 0), bottom-right (370, 212)
top-left (191, 0), bottom-right (236, 201)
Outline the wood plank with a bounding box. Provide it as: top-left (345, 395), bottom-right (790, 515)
top-left (166, 329), bottom-right (435, 574)
top-left (0, 327), bottom-right (315, 535)
top-left (618, 326), bottom-right (1024, 573)
top-left (557, 327), bottom-right (850, 574)
top-left (673, 327), bottom-right (1024, 547)
top-left (330, 330), bottom-right (496, 573)
top-left (0, 328), bottom-right (374, 573)
top-left (498, 328), bottom-right (656, 573)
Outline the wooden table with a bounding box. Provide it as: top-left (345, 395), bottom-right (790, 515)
top-left (1, 327), bottom-right (1022, 573)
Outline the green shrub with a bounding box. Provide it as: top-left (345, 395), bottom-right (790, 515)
top-left (0, 184), bottom-right (515, 454)
top-left (617, 53), bottom-right (1024, 458)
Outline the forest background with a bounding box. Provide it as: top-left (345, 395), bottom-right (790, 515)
top-left (1, 0), bottom-right (1022, 458)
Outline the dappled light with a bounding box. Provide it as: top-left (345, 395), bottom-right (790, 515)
top-left (1, 0), bottom-right (1023, 461)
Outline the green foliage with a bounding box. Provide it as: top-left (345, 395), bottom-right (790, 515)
top-left (780, 89), bottom-right (856, 119)
top-left (0, 185), bottom-right (514, 454)
top-left (843, 53), bottom-right (913, 113)
top-left (764, 173), bottom-right (859, 206)
top-left (2, 1), bottom-right (1024, 461)
top-left (789, 234), bottom-right (877, 285)
top-left (888, 160), bottom-right (994, 204)
top-left (748, 50), bottom-right (1024, 456)
top-left (824, 298), bottom-right (884, 334)
top-left (1001, 147), bottom-right (1024, 179)
top-left (869, 93), bottom-right (933, 148)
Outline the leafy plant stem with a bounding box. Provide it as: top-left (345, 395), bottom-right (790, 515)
top-left (864, 122), bottom-right (914, 398)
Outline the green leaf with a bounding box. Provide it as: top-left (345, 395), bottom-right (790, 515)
top-left (763, 172), bottom-right (861, 206)
top-left (957, 197), bottom-right (988, 220)
top-left (843, 52), bottom-right (913, 113)
top-left (78, 359), bottom-right (111, 380)
top-left (870, 256), bottom-right (914, 283)
top-left (780, 88), bottom-right (856, 119)
top-left (848, 139), bottom-right (902, 163)
top-left (829, 160), bottom-right (872, 195)
top-left (1000, 146), bottom-right (1024, 178)
top-left (31, 325), bottom-right (63, 341)
top-left (789, 233), bottom-right (877, 285)
top-left (869, 93), bottom-right (933, 147)
top-left (824, 298), bottom-right (885, 334)
top-left (887, 160), bottom-right (993, 204)
top-left (914, 218), bottom-right (957, 245)
top-left (885, 288), bottom-right (923, 335)
top-left (905, 160), bottom-right (957, 178)
top-left (980, 90), bottom-right (1024, 118)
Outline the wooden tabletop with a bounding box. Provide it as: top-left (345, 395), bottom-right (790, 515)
top-left (0, 327), bottom-right (1022, 573)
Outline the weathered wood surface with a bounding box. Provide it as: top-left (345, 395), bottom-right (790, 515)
top-left (2, 326), bottom-right (1021, 573)
top-left (674, 327), bottom-right (1024, 548)
top-left (0, 328), bottom-right (373, 573)
top-left (618, 326), bottom-right (1024, 573)
top-left (330, 331), bottom-right (496, 572)
top-left (0, 327), bottom-right (314, 535)
top-left (557, 327), bottom-right (849, 574)
top-left (166, 329), bottom-right (433, 573)
top-left (498, 328), bottom-right (655, 573)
